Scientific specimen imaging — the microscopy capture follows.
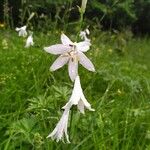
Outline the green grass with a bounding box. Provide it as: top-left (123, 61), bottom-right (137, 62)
top-left (0, 29), bottom-right (150, 150)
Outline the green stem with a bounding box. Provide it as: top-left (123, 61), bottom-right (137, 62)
top-left (98, 80), bottom-right (116, 109)
top-left (77, 11), bottom-right (84, 41)
top-left (80, 12), bottom-right (84, 30)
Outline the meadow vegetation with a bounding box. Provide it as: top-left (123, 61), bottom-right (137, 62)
top-left (0, 0), bottom-right (150, 149)
top-left (0, 28), bottom-right (150, 149)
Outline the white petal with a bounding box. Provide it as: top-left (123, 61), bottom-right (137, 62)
top-left (77, 100), bottom-right (85, 114)
top-left (63, 75), bottom-right (95, 113)
top-left (85, 29), bottom-right (90, 35)
top-left (19, 30), bottom-right (27, 37)
top-left (76, 41), bottom-right (91, 52)
top-left (80, 92), bottom-right (95, 112)
top-left (62, 100), bottom-right (72, 109)
top-left (85, 38), bottom-right (91, 42)
top-left (62, 76), bottom-right (81, 110)
top-left (47, 109), bottom-right (70, 143)
top-left (16, 26), bottom-right (27, 36)
top-left (61, 33), bottom-right (73, 45)
top-left (25, 35), bottom-right (34, 48)
top-left (76, 76), bottom-right (95, 112)
top-left (78, 52), bottom-right (95, 72)
top-left (68, 58), bottom-right (78, 81)
top-left (44, 44), bottom-right (71, 55)
top-left (64, 116), bottom-right (70, 143)
top-left (50, 55), bottom-right (69, 71)
top-left (22, 25), bottom-right (27, 30)
top-left (18, 31), bottom-right (22, 36)
top-left (15, 27), bottom-right (20, 31)
top-left (24, 31), bottom-right (27, 37)
top-left (79, 31), bottom-right (86, 40)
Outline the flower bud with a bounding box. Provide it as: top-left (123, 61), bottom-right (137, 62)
top-left (81, 0), bottom-right (88, 14)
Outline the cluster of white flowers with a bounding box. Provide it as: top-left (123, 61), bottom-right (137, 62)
top-left (80, 28), bottom-right (90, 42)
top-left (15, 23), bottom-right (94, 143)
top-left (14, 0), bottom-right (94, 144)
top-left (15, 25), bottom-right (34, 48)
top-left (44, 30), bottom-right (95, 143)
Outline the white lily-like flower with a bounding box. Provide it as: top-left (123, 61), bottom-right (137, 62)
top-left (80, 29), bottom-right (90, 42)
top-left (44, 33), bottom-right (95, 81)
top-left (16, 25), bottom-right (27, 37)
top-left (47, 108), bottom-right (71, 143)
top-left (25, 34), bottom-right (34, 48)
top-left (62, 75), bottom-right (95, 114)
top-left (47, 75), bottom-right (94, 143)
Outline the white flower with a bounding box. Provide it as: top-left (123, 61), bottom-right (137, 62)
top-left (62, 75), bottom-right (95, 114)
top-left (15, 25), bottom-right (27, 37)
top-left (47, 75), bottom-right (94, 143)
top-left (44, 33), bottom-right (95, 81)
top-left (85, 29), bottom-right (90, 35)
top-left (80, 29), bottom-right (90, 42)
top-left (25, 35), bottom-right (34, 48)
top-left (47, 108), bottom-right (70, 143)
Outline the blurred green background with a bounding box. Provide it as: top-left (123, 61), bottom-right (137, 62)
top-left (0, 0), bottom-right (150, 34)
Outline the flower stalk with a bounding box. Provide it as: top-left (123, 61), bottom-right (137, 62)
top-left (45, 0), bottom-right (95, 143)
top-left (78, 0), bottom-right (88, 33)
